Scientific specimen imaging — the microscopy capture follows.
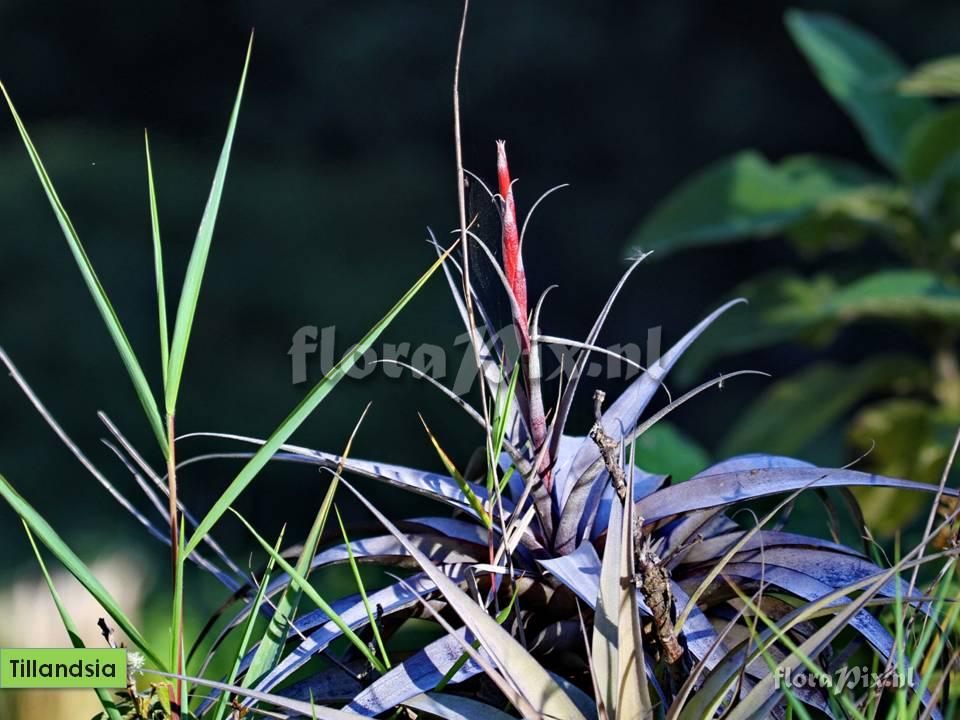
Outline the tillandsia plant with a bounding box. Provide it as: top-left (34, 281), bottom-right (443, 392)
top-left (625, 8), bottom-right (960, 534)
top-left (2, 7), bottom-right (960, 720)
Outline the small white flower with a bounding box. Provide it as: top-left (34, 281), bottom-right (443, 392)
top-left (127, 651), bottom-right (146, 675)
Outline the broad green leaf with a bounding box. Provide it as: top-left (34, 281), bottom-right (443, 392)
top-left (632, 421), bottom-right (710, 482)
top-left (625, 151), bottom-right (872, 257)
top-left (720, 355), bottom-right (927, 458)
top-left (184, 245), bottom-right (451, 556)
top-left (899, 55), bottom-right (960, 97)
top-left (0, 83), bottom-right (166, 453)
top-left (785, 9), bottom-right (930, 171)
top-left (902, 106), bottom-right (960, 209)
top-left (680, 269), bottom-right (960, 384)
top-left (825, 269), bottom-right (960, 321)
top-left (23, 522), bottom-right (123, 720)
top-left (231, 508), bottom-right (388, 674)
top-left (786, 184), bottom-right (913, 257)
top-left (166, 34), bottom-right (252, 413)
top-left (0, 473), bottom-right (164, 668)
top-left (849, 398), bottom-right (956, 535)
top-left (144, 131), bottom-right (170, 386)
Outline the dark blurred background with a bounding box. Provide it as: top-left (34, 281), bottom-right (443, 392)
top-left (2, 0), bottom-right (958, 603)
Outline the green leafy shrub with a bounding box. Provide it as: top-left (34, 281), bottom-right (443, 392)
top-left (626, 9), bottom-right (960, 534)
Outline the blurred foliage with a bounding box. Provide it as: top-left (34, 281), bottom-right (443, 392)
top-left (627, 9), bottom-right (960, 535)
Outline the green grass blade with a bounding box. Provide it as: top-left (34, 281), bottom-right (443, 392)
top-left (0, 473), bottom-right (164, 668)
top-left (144, 130), bottom-right (170, 386)
top-left (245, 406), bottom-right (368, 686)
top-left (230, 508), bottom-right (388, 674)
top-left (184, 245), bottom-right (452, 556)
top-left (335, 505), bottom-right (391, 669)
top-left (244, 472), bottom-right (338, 686)
top-left (170, 517), bottom-right (186, 711)
top-left (726, 579), bottom-right (867, 720)
top-left (0, 83), bottom-right (166, 453)
top-left (419, 413), bottom-right (490, 528)
top-left (212, 526), bottom-right (285, 720)
top-left (488, 363), bottom-right (520, 494)
top-left (165, 33), bottom-right (253, 414)
top-left (22, 521), bottom-right (124, 720)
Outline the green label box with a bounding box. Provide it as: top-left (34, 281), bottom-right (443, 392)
top-left (0, 648), bottom-right (127, 689)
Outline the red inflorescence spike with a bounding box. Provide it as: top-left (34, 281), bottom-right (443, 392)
top-left (496, 140), bottom-right (529, 347)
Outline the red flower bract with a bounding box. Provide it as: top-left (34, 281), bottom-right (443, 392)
top-left (496, 140), bottom-right (529, 348)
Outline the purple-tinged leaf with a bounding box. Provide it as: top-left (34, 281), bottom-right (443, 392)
top-left (549, 253), bottom-right (652, 496)
top-left (179, 432), bottom-right (511, 516)
top-left (555, 299), bottom-right (746, 553)
top-left (637, 466), bottom-right (957, 523)
top-left (537, 541), bottom-right (602, 606)
top-left (250, 572), bottom-right (454, 696)
top-left (197, 572), bottom-right (455, 714)
top-left (404, 692), bottom-right (520, 720)
top-left (694, 454), bottom-right (816, 476)
top-left (588, 470), bottom-right (666, 539)
top-left (346, 630), bottom-right (485, 716)
top-left (339, 477), bottom-right (589, 720)
top-left (680, 531), bottom-right (865, 566)
top-left (671, 582), bottom-right (728, 669)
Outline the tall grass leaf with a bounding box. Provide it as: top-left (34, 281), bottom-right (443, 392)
top-left (144, 130), bottom-right (170, 386)
top-left (420, 414), bottom-right (491, 528)
top-left (0, 84), bottom-right (166, 453)
top-left (340, 477), bottom-right (588, 720)
top-left (211, 526), bottom-right (285, 720)
top-left (335, 505), bottom-right (391, 668)
top-left (165, 33), bottom-right (252, 413)
top-left (243, 483), bottom-right (336, 688)
top-left (184, 245), bottom-right (452, 556)
top-left (725, 578), bottom-right (868, 720)
top-left (230, 508), bottom-right (388, 673)
top-left (170, 516), bottom-right (186, 711)
top-left (0, 473), bottom-right (164, 668)
top-left (243, 404), bottom-right (360, 689)
top-left (22, 522), bottom-right (123, 720)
